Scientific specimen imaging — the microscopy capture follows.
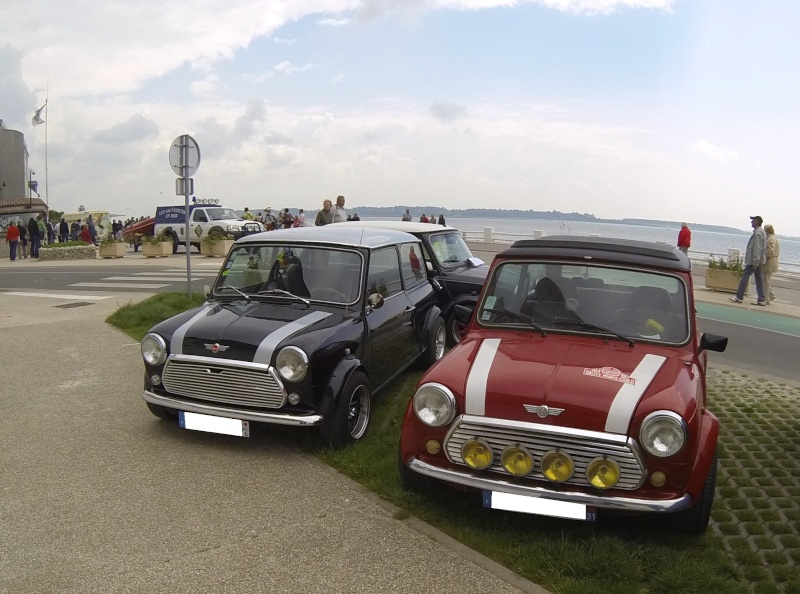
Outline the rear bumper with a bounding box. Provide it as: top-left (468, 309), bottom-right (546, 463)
top-left (407, 457), bottom-right (692, 513)
top-left (143, 390), bottom-right (324, 427)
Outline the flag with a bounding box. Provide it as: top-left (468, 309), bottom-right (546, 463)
top-left (32, 102), bottom-right (47, 127)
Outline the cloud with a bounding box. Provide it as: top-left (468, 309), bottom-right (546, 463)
top-left (273, 61), bottom-right (313, 75)
top-left (316, 17), bottom-right (351, 26)
top-left (691, 140), bottom-right (739, 162)
top-left (190, 74), bottom-right (220, 97)
top-left (429, 102), bottom-right (468, 122)
top-left (92, 114), bottom-right (160, 143)
top-left (273, 37), bottom-right (297, 44)
top-left (0, 45), bottom-right (37, 125)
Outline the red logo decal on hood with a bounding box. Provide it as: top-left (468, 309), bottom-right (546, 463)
top-left (583, 366), bottom-right (636, 385)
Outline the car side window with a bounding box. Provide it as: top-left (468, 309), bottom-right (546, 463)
top-left (367, 247), bottom-right (403, 299)
top-left (400, 242), bottom-right (425, 287)
top-left (192, 210), bottom-right (208, 223)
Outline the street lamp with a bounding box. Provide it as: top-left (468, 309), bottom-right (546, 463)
top-left (28, 169), bottom-right (38, 208)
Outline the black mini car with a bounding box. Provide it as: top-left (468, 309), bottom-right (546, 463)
top-left (331, 221), bottom-right (488, 344)
top-left (140, 226), bottom-right (446, 447)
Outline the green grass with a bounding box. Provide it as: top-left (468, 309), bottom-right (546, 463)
top-left (106, 291), bottom-right (206, 341)
top-left (107, 294), bottom-right (800, 594)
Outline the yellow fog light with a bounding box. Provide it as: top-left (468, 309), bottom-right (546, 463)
top-left (541, 451), bottom-right (574, 482)
top-left (586, 457), bottom-right (621, 489)
top-left (426, 440), bottom-right (442, 455)
top-left (461, 439), bottom-right (493, 470)
top-left (501, 446), bottom-right (534, 477)
top-left (650, 471), bottom-right (667, 487)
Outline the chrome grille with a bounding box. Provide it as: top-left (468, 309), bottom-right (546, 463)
top-left (445, 415), bottom-right (645, 490)
top-left (162, 356), bottom-right (286, 409)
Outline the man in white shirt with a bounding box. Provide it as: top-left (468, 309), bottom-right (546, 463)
top-left (298, 209), bottom-right (307, 227)
top-left (331, 195), bottom-right (348, 223)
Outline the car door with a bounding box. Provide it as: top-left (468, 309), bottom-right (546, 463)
top-left (364, 246), bottom-right (416, 388)
top-left (399, 241), bottom-right (437, 351)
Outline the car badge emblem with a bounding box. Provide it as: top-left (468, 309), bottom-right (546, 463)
top-left (523, 404), bottom-right (564, 419)
top-left (204, 343), bottom-right (229, 354)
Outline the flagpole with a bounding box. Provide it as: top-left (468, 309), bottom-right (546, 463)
top-left (45, 92), bottom-right (49, 213)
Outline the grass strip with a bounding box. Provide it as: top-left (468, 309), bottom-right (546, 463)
top-left (106, 291), bottom-right (206, 341)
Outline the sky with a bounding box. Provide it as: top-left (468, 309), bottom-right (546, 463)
top-left (1, 0), bottom-right (799, 235)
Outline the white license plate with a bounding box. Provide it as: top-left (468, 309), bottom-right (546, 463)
top-left (178, 411), bottom-right (250, 437)
top-left (483, 491), bottom-right (596, 521)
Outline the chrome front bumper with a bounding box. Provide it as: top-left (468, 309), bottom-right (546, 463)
top-left (408, 457), bottom-right (692, 513)
top-left (143, 390), bottom-right (324, 427)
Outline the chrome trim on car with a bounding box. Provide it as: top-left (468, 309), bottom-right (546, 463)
top-left (443, 414), bottom-right (647, 491)
top-left (408, 457), bottom-right (690, 513)
top-left (605, 354), bottom-right (666, 434)
top-left (143, 390), bottom-right (324, 426)
top-left (253, 311), bottom-right (331, 365)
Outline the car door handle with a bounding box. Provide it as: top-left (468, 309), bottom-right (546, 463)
top-left (403, 306), bottom-right (415, 326)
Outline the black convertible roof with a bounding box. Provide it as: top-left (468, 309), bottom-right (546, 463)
top-left (500, 235), bottom-right (691, 272)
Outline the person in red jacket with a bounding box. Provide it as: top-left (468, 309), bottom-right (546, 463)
top-left (677, 222), bottom-right (691, 255)
top-left (6, 221), bottom-right (20, 261)
top-left (79, 224), bottom-right (93, 244)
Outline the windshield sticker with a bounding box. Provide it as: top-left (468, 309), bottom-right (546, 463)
top-left (583, 366), bottom-right (635, 385)
top-left (482, 296), bottom-right (496, 320)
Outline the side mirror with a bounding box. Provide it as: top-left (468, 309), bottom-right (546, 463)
top-left (699, 333), bottom-right (728, 353)
top-left (367, 293), bottom-right (385, 309)
top-left (466, 257), bottom-right (485, 268)
top-left (454, 304), bottom-right (473, 325)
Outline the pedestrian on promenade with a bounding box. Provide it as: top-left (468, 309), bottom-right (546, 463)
top-left (331, 195), bottom-right (348, 223)
top-left (70, 219), bottom-right (81, 241)
top-left (37, 215), bottom-right (48, 246)
top-left (47, 219), bottom-right (56, 244)
top-left (6, 220), bottom-right (20, 261)
top-left (763, 224), bottom-right (780, 305)
top-left (298, 209), bottom-right (307, 227)
top-left (86, 216), bottom-right (98, 245)
top-left (315, 200), bottom-right (333, 226)
top-left (420, 214), bottom-right (429, 223)
top-left (59, 218), bottom-right (69, 243)
top-left (677, 222), bottom-right (691, 255)
top-left (729, 215), bottom-right (767, 306)
top-left (16, 221), bottom-right (27, 259)
top-left (79, 224), bottom-right (93, 244)
top-left (352, 212), bottom-right (360, 221)
top-left (243, 207), bottom-right (254, 220)
top-left (438, 214), bottom-right (446, 226)
top-left (402, 208), bottom-right (412, 222)
top-left (429, 214), bottom-right (437, 224)
top-left (28, 217), bottom-right (41, 258)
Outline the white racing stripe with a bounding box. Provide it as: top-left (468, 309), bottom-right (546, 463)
top-left (604, 354), bottom-right (667, 434)
top-left (170, 304), bottom-right (216, 355)
top-left (253, 311), bottom-right (332, 365)
top-left (0, 291), bottom-right (110, 301)
top-left (464, 338), bottom-right (501, 416)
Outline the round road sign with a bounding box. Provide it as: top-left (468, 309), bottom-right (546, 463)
top-left (169, 135), bottom-right (201, 177)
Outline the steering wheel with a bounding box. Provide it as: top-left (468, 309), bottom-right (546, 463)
top-left (313, 287), bottom-right (349, 302)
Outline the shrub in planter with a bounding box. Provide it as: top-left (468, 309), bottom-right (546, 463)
top-left (98, 236), bottom-right (127, 258)
top-left (705, 255), bottom-right (748, 294)
top-left (141, 233), bottom-right (173, 258)
top-left (201, 232), bottom-right (235, 257)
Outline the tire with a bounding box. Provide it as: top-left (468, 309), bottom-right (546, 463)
top-left (670, 449), bottom-right (717, 535)
top-left (209, 226), bottom-right (225, 236)
top-left (170, 230), bottom-right (180, 254)
top-left (319, 371), bottom-right (371, 449)
top-left (146, 402), bottom-right (177, 421)
top-left (398, 451), bottom-right (436, 493)
top-left (446, 311), bottom-right (468, 345)
top-left (421, 316), bottom-right (446, 368)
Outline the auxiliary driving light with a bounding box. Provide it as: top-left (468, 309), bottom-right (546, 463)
top-left (287, 393), bottom-right (301, 405)
top-left (650, 471), bottom-right (667, 487)
top-left (426, 440), bottom-right (441, 455)
top-left (150, 374), bottom-right (162, 386)
top-left (586, 457), bottom-right (621, 489)
top-left (541, 451), bottom-right (574, 482)
top-left (461, 439), bottom-right (493, 470)
top-left (501, 446), bottom-right (534, 476)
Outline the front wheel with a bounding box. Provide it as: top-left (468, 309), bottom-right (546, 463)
top-left (670, 450), bottom-right (717, 534)
top-left (319, 371), bottom-right (371, 449)
top-left (421, 316), bottom-right (446, 368)
top-left (446, 312), bottom-right (468, 345)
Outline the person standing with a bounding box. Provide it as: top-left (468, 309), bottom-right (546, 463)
top-left (351, 212), bottom-right (360, 221)
top-left (70, 219), bottom-right (81, 241)
top-left (86, 216), bottom-right (98, 245)
top-left (28, 217), bottom-right (41, 258)
top-left (6, 220), bottom-right (20, 261)
top-left (37, 215), bottom-right (48, 245)
top-left (315, 200), bottom-right (333, 226)
top-left (298, 209), bottom-right (307, 227)
top-left (16, 221), bottom-right (27, 259)
top-left (79, 224), bottom-right (93, 244)
top-left (762, 224), bottom-right (780, 305)
top-left (677, 222), bottom-right (691, 255)
top-left (59, 218), bottom-right (69, 243)
top-left (331, 195), bottom-right (348, 223)
top-left (402, 209), bottom-right (412, 222)
top-left (438, 214), bottom-right (446, 226)
top-left (730, 215), bottom-right (767, 306)
top-left (243, 207), bottom-right (254, 220)
top-left (420, 213), bottom-right (429, 223)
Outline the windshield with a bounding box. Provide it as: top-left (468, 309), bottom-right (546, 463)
top-left (214, 244), bottom-right (363, 305)
top-left (206, 208), bottom-right (242, 221)
top-left (478, 261), bottom-right (690, 344)
top-left (428, 232), bottom-right (474, 268)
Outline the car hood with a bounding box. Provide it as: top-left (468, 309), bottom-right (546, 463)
top-left (152, 300), bottom-right (352, 365)
top-left (438, 335), bottom-right (688, 435)
top-left (442, 263), bottom-right (489, 284)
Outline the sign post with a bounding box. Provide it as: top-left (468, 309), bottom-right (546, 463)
top-left (169, 135), bottom-right (200, 297)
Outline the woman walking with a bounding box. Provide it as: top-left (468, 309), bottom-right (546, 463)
top-left (6, 220), bottom-right (20, 261)
top-left (763, 224), bottom-right (780, 305)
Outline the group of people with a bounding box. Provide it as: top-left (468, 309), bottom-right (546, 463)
top-left (5, 214), bottom-right (54, 260)
top-left (314, 195), bottom-right (355, 226)
top-left (243, 206), bottom-right (308, 230)
top-left (401, 209), bottom-right (446, 225)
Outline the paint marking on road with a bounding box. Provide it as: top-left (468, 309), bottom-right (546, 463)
top-left (68, 282), bottom-right (170, 289)
top-left (103, 276), bottom-right (191, 282)
top-left (0, 291), bottom-right (111, 301)
top-left (135, 271), bottom-right (217, 277)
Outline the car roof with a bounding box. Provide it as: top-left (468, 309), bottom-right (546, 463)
top-left (235, 225), bottom-right (421, 249)
top-left (500, 235), bottom-right (691, 272)
top-left (329, 220), bottom-right (457, 234)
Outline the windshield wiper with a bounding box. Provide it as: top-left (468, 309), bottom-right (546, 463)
top-left (483, 307), bottom-right (546, 336)
top-left (217, 285), bottom-right (251, 303)
top-left (553, 317), bottom-right (634, 347)
top-left (256, 288), bottom-right (311, 305)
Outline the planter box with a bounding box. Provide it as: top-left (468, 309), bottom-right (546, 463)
top-left (142, 241), bottom-right (173, 258)
top-left (201, 239), bottom-right (234, 258)
top-left (98, 242), bottom-right (127, 258)
top-left (705, 268), bottom-right (748, 294)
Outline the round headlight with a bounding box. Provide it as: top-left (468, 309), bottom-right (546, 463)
top-left (586, 457), bottom-right (621, 489)
top-left (413, 383), bottom-right (457, 427)
top-left (141, 333), bottom-right (167, 366)
top-left (501, 445), bottom-right (534, 476)
top-left (461, 439), bottom-right (493, 470)
top-left (640, 411), bottom-right (687, 458)
top-left (276, 346), bottom-right (308, 382)
top-left (541, 451), bottom-right (574, 482)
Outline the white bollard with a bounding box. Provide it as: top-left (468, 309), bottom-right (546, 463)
top-left (484, 227), bottom-right (494, 243)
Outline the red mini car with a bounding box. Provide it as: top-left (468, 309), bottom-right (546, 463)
top-left (399, 236), bottom-right (728, 534)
